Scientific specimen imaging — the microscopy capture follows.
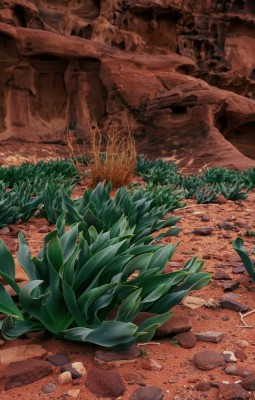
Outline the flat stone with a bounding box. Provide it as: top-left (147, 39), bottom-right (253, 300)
top-left (193, 351), bottom-right (225, 371)
top-left (225, 365), bottom-right (252, 378)
top-left (218, 221), bottom-right (234, 231)
top-left (95, 346), bottom-right (141, 367)
top-left (196, 382), bottom-right (211, 392)
top-left (67, 389), bottom-right (80, 398)
top-left (4, 359), bottom-right (53, 390)
top-left (182, 296), bottom-right (206, 309)
top-left (195, 331), bottom-right (224, 343)
top-left (219, 383), bottom-right (250, 399)
top-left (222, 351), bottom-right (237, 363)
top-left (86, 367), bottom-right (125, 397)
top-left (219, 298), bottom-right (248, 312)
top-left (154, 314), bottom-right (192, 337)
top-left (232, 267), bottom-right (246, 274)
top-left (213, 270), bottom-right (232, 280)
top-left (0, 227), bottom-right (10, 234)
top-left (174, 331), bottom-right (197, 349)
top-left (241, 373), bottom-right (255, 391)
top-left (0, 344), bottom-right (47, 365)
top-left (46, 352), bottom-right (70, 366)
top-left (222, 281), bottom-right (240, 292)
top-left (193, 227), bottom-right (213, 236)
top-left (124, 372), bottom-right (146, 386)
top-left (41, 382), bottom-right (56, 394)
top-left (131, 386), bottom-right (164, 400)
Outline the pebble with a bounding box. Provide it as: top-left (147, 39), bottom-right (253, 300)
top-left (236, 340), bottom-right (249, 349)
top-left (195, 331), bottom-right (224, 343)
top-left (219, 383), bottom-right (250, 399)
top-left (46, 353), bottom-right (70, 366)
top-left (193, 350), bottom-right (225, 370)
top-left (41, 383), bottom-right (56, 394)
top-left (193, 227), bottom-right (213, 236)
top-left (58, 371), bottom-right (72, 385)
top-left (222, 351), bottom-right (237, 363)
top-left (131, 386), bottom-right (164, 400)
top-left (173, 331), bottom-right (197, 348)
top-left (219, 298), bottom-right (249, 312)
top-left (225, 365), bottom-right (252, 378)
top-left (221, 280), bottom-right (240, 291)
top-left (196, 381), bottom-right (211, 392)
top-left (86, 367), bottom-right (126, 397)
top-left (182, 296), bottom-right (206, 309)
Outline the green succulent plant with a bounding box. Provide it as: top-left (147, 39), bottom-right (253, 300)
top-left (0, 215), bottom-right (210, 348)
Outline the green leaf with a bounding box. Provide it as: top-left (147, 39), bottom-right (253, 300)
top-left (233, 237), bottom-right (255, 281)
top-left (1, 316), bottom-right (43, 340)
top-left (116, 288), bottom-right (142, 322)
top-left (0, 283), bottom-right (23, 318)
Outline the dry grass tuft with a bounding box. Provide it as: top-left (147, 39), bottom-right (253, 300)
top-left (67, 121), bottom-right (137, 188)
top-left (90, 122), bottom-right (136, 188)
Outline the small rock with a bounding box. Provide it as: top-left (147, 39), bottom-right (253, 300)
top-left (41, 382), bottom-right (56, 394)
top-left (183, 296), bottom-right (206, 309)
top-left (193, 350), bottom-right (225, 370)
top-left (195, 331), bottom-right (224, 343)
top-left (58, 371), bottom-right (72, 385)
top-left (4, 359), bottom-right (53, 390)
top-left (232, 267), bottom-right (246, 274)
top-left (95, 346), bottom-right (141, 367)
top-left (225, 365), bottom-right (252, 378)
top-left (173, 331), bottom-right (197, 349)
top-left (71, 362), bottom-right (86, 376)
top-left (0, 344), bottom-right (47, 365)
top-left (221, 281), bottom-right (240, 292)
top-left (0, 340), bottom-right (5, 347)
top-left (131, 386), bottom-right (164, 400)
top-left (234, 349), bottom-right (247, 361)
top-left (196, 382), bottom-right (211, 392)
top-left (219, 383), bottom-right (250, 399)
top-left (86, 367), bottom-right (126, 397)
top-left (46, 352), bottom-right (70, 366)
top-left (219, 298), bottom-right (248, 312)
top-left (221, 315), bottom-right (230, 321)
top-left (141, 358), bottom-right (162, 371)
top-left (236, 340), bottom-right (249, 349)
top-left (193, 227), bottom-right (213, 236)
top-left (201, 216), bottom-right (210, 222)
top-left (60, 364), bottom-right (82, 379)
top-left (222, 351), bottom-right (237, 363)
top-left (67, 389), bottom-right (80, 398)
top-left (213, 270), bottom-right (232, 280)
top-left (154, 314), bottom-right (192, 337)
top-left (241, 373), bottom-right (255, 390)
top-left (218, 221), bottom-right (234, 231)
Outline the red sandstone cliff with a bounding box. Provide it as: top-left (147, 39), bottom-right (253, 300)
top-left (1, 0), bottom-right (255, 169)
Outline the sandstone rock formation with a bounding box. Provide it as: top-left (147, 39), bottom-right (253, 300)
top-left (1, 0), bottom-right (255, 169)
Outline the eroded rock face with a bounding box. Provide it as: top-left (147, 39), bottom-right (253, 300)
top-left (1, 0), bottom-right (255, 169)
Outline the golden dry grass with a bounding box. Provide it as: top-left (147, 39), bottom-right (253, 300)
top-left (67, 121), bottom-right (137, 188)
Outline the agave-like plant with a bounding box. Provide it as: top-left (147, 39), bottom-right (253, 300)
top-left (0, 215), bottom-right (210, 349)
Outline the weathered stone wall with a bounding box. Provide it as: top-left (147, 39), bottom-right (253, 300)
top-left (1, 0), bottom-right (255, 169)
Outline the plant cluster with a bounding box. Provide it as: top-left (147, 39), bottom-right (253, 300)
top-left (0, 213), bottom-right (210, 348)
